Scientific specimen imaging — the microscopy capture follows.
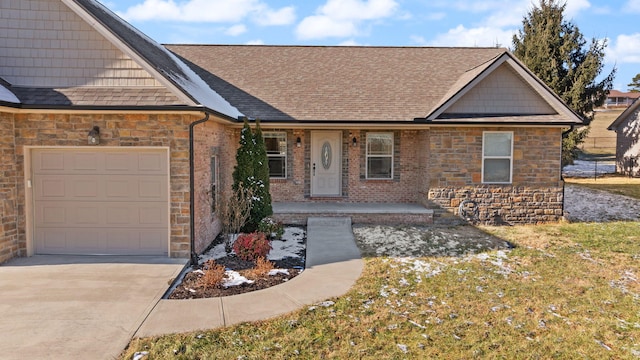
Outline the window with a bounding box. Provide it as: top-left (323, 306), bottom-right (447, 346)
top-left (264, 132), bottom-right (287, 178)
top-left (210, 155), bottom-right (217, 213)
top-left (482, 131), bottom-right (513, 183)
top-left (366, 132), bottom-right (393, 179)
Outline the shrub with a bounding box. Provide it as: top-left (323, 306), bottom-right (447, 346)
top-left (233, 232), bottom-right (272, 262)
top-left (258, 217), bottom-right (285, 239)
top-left (201, 259), bottom-right (225, 288)
top-left (246, 257), bottom-right (275, 280)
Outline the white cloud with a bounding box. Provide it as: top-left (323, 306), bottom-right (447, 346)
top-left (607, 33), bottom-right (640, 64)
top-left (296, 16), bottom-right (358, 39)
top-left (225, 24), bottom-right (247, 36)
top-left (428, 25), bottom-right (516, 48)
top-left (564, 0), bottom-right (591, 18)
top-left (319, 0), bottom-right (398, 21)
top-left (120, 0), bottom-right (294, 25)
top-left (295, 0), bottom-right (398, 40)
top-left (246, 39), bottom-right (265, 45)
top-left (626, 0), bottom-right (640, 12)
top-left (254, 6), bottom-right (296, 26)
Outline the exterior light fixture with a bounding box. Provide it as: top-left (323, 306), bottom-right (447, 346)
top-left (88, 126), bottom-right (100, 145)
top-left (352, 136), bottom-right (357, 147)
top-left (296, 137), bottom-right (302, 147)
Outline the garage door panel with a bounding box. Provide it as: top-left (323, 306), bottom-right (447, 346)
top-left (33, 150), bottom-right (168, 175)
top-left (36, 230), bottom-right (101, 255)
top-left (32, 148), bottom-right (169, 256)
top-left (36, 202), bottom-right (167, 228)
top-left (36, 229), bottom-right (165, 255)
top-left (35, 175), bottom-right (168, 202)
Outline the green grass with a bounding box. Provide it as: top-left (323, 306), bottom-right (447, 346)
top-left (121, 222), bottom-right (640, 359)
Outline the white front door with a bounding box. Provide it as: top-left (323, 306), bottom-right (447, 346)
top-left (311, 131), bottom-right (342, 196)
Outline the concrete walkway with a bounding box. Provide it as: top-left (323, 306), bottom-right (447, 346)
top-left (136, 217), bottom-right (363, 337)
top-left (0, 256), bottom-right (185, 360)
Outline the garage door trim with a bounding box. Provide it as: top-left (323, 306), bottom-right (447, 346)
top-left (25, 146), bottom-right (171, 257)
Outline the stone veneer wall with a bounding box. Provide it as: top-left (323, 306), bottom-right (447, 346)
top-left (0, 112), bottom-right (18, 263)
top-left (426, 127), bottom-right (564, 224)
top-left (12, 111), bottom-right (208, 258)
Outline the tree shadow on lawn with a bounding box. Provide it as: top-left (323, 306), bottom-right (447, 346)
top-left (352, 224), bottom-right (514, 259)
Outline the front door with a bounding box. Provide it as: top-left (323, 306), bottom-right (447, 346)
top-left (311, 131), bottom-right (342, 196)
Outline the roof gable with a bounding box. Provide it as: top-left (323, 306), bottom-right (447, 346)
top-left (442, 64), bottom-right (555, 116)
top-left (608, 98), bottom-right (640, 131)
top-left (0, 0), bottom-right (241, 117)
top-left (67, 0), bottom-right (242, 117)
top-left (0, 0), bottom-right (159, 88)
top-left (425, 53), bottom-right (582, 125)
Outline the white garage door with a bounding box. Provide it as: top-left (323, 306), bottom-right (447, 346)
top-left (32, 148), bottom-right (169, 255)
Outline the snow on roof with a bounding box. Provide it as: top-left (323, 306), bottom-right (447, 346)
top-left (0, 84), bottom-right (20, 104)
top-left (162, 48), bottom-right (244, 119)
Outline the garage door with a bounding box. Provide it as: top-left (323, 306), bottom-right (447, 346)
top-left (32, 148), bottom-right (169, 255)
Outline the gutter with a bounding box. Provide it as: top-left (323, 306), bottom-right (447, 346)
top-left (189, 112), bottom-right (210, 266)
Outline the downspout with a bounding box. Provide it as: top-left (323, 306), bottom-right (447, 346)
top-left (189, 112), bottom-right (210, 266)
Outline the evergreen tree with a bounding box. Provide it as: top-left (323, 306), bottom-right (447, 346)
top-left (512, 0), bottom-right (615, 165)
top-left (628, 73), bottom-right (640, 92)
top-left (249, 119), bottom-right (273, 230)
top-left (230, 118), bottom-right (273, 232)
top-left (232, 118), bottom-right (255, 194)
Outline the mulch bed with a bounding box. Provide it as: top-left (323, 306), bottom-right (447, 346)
top-left (168, 250), bottom-right (306, 300)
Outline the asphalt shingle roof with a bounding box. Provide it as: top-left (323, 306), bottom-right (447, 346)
top-left (10, 86), bottom-right (181, 106)
top-left (166, 45), bottom-right (507, 122)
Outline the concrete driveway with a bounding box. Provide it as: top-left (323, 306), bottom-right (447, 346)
top-left (0, 255), bottom-right (185, 360)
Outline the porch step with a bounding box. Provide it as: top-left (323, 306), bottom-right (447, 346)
top-left (272, 202), bottom-right (433, 226)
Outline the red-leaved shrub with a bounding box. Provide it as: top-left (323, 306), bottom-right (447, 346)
top-left (233, 232), bottom-right (272, 261)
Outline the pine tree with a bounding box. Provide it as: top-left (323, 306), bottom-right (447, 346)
top-left (230, 118), bottom-right (273, 232)
top-left (512, 0), bottom-right (615, 166)
top-left (251, 119), bottom-right (273, 229)
top-left (232, 118), bottom-right (255, 194)
top-left (628, 73), bottom-right (640, 92)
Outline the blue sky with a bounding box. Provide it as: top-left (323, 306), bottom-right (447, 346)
top-left (102, 0), bottom-right (639, 91)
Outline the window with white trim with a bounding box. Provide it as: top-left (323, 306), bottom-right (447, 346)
top-left (366, 132), bottom-right (393, 179)
top-left (264, 132), bottom-right (287, 179)
top-left (482, 131), bottom-right (513, 183)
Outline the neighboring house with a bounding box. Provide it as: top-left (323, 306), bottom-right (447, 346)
top-left (605, 90), bottom-right (640, 108)
top-left (608, 99), bottom-right (640, 177)
top-left (0, 0), bottom-right (582, 264)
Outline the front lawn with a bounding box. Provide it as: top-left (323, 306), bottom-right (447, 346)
top-left (122, 222), bottom-right (640, 359)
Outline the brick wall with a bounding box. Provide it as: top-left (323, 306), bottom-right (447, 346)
top-left (193, 119), bottom-right (237, 253)
top-left (11, 111), bottom-right (209, 258)
top-left (427, 127), bottom-right (564, 224)
top-left (0, 112), bottom-right (18, 263)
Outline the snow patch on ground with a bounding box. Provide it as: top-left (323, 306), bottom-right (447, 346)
top-left (564, 184), bottom-right (640, 222)
top-left (198, 226), bottom-right (306, 263)
top-left (563, 160), bottom-right (615, 178)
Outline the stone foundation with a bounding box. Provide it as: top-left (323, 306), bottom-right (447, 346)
top-left (427, 185), bottom-right (564, 225)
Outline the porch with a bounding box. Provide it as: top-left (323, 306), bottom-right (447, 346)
top-left (272, 202), bottom-right (434, 225)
